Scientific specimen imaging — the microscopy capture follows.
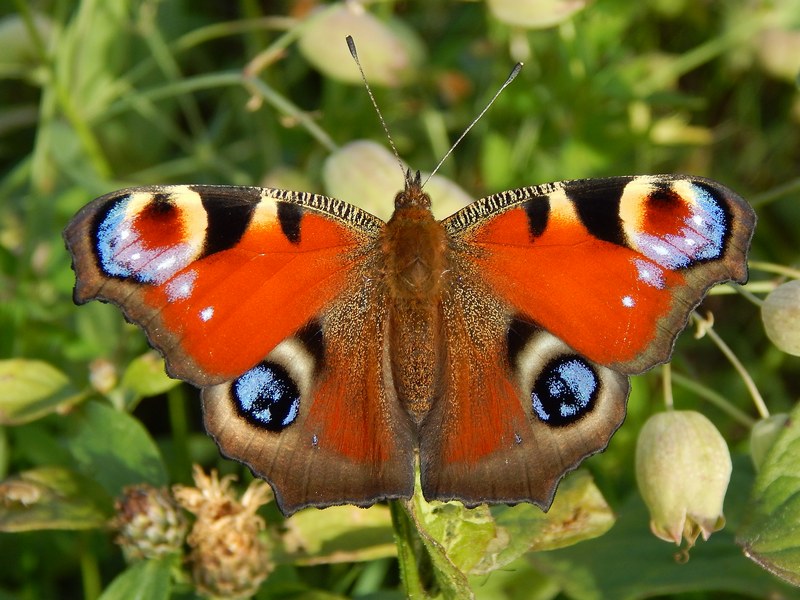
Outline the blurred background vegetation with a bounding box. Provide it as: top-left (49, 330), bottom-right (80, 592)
top-left (1, 0), bottom-right (799, 598)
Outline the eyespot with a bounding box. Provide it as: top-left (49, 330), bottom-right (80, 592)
top-left (531, 356), bottom-right (599, 426)
top-left (92, 189), bottom-right (205, 284)
top-left (233, 361), bottom-right (300, 432)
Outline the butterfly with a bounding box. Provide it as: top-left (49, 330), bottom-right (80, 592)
top-left (64, 169), bottom-right (755, 515)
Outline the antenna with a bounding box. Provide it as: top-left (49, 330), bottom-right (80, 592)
top-left (346, 35), bottom-right (406, 179)
top-left (346, 35), bottom-right (523, 188)
top-left (423, 62), bottom-right (522, 187)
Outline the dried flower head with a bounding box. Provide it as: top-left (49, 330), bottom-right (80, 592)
top-left (111, 484), bottom-right (188, 562)
top-left (173, 466), bottom-right (274, 599)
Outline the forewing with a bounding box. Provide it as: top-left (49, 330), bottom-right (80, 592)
top-left (442, 175), bottom-right (755, 374)
top-left (64, 184), bottom-right (382, 386)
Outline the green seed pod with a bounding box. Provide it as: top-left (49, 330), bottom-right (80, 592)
top-left (298, 3), bottom-right (422, 87)
top-left (487, 0), bottom-right (590, 29)
top-left (762, 280), bottom-right (800, 356)
top-left (636, 410), bottom-right (731, 547)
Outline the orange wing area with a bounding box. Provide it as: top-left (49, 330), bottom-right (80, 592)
top-left (145, 212), bottom-right (360, 381)
top-left (445, 176), bottom-right (755, 374)
top-left (469, 205), bottom-right (684, 369)
top-left (419, 278), bottom-right (628, 508)
top-left (64, 185), bottom-right (380, 386)
top-left (202, 275), bottom-right (416, 514)
top-left (425, 285), bottom-right (529, 464)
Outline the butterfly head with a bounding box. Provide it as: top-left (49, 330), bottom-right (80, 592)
top-left (394, 169), bottom-right (431, 210)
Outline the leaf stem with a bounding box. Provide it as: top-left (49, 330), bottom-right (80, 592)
top-left (692, 312), bottom-right (768, 420)
top-left (389, 500), bottom-right (427, 599)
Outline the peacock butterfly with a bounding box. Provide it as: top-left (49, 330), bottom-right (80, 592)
top-left (64, 166), bottom-right (755, 515)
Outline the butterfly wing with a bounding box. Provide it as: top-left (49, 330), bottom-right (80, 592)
top-left (202, 281), bottom-right (416, 514)
top-left (443, 175), bottom-right (755, 374)
top-left (420, 276), bottom-right (628, 507)
top-left (64, 185), bottom-right (415, 514)
top-left (421, 175), bottom-right (754, 507)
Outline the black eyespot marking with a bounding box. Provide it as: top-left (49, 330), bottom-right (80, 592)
top-left (506, 317), bottom-right (538, 365)
top-left (232, 361), bottom-right (300, 432)
top-left (277, 202), bottom-right (303, 244)
top-left (531, 356), bottom-right (599, 426)
top-left (194, 187), bottom-right (259, 256)
top-left (646, 182), bottom-right (681, 206)
top-left (295, 320), bottom-right (325, 367)
top-left (523, 199), bottom-right (549, 238)
top-left (566, 178), bottom-right (630, 246)
top-left (147, 193), bottom-right (177, 215)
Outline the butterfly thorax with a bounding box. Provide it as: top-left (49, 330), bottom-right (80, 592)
top-left (381, 185), bottom-right (449, 420)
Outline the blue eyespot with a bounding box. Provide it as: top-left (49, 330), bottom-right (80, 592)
top-left (233, 362), bottom-right (300, 432)
top-left (531, 357), bottom-right (598, 426)
top-left (93, 195), bottom-right (196, 285)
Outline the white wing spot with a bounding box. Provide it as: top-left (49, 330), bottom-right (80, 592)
top-left (200, 306), bottom-right (214, 322)
top-left (622, 295), bottom-right (635, 308)
top-left (156, 255), bottom-right (177, 271)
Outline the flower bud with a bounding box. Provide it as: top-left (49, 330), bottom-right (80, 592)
top-left (636, 411), bottom-right (731, 547)
top-left (89, 358), bottom-right (117, 395)
top-left (487, 0), bottom-right (590, 29)
top-left (323, 140), bottom-right (473, 221)
top-left (750, 413), bottom-right (789, 471)
top-left (112, 485), bottom-right (188, 562)
top-left (298, 3), bottom-right (422, 87)
top-left (761, 280), bottom-right (800, 356)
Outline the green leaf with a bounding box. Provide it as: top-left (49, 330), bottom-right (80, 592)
top-left (393, 470), bottom-right (614, 598)
top-left (98, 557), bottom-right (173, 600)
top-left (0, 359), bottom-right (85, 425)
top-left (63, 401), bottom-right (168, 497)
top-left (479, 469), bottom-right (615, 572)
top-left (119, 352), bottom-right (180, 399)
top-left (396, 496), bottom-right (474, 600)
top-left (532, 490), bottom-right (794, 599)
top-left (738, 401), bottom-right (800, 585)
top-left (0, 466), bottom-right (113, 531)
top-left (413, 497), bottom-right (498, 576)
top-left (481, 131), bottom-right (515, 192)
top-left (280, 504), bottom-right (396, 565)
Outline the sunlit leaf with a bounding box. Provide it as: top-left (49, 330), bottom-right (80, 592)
top-left (738, 401), bottom-right (800, 585)
top-left (281, 504), bottom-right (395, 565)
top-left (0, 359), bottom-right (85, 425)
top-left (119, 352), bottom-right (180, 399)
top-left (0, 466), bottom-right (112, 531)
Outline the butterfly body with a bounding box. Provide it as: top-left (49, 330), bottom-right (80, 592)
top-left (65, 172), bottom-right (755, 515)
top-left (380, 175), bottom-right (449, 418)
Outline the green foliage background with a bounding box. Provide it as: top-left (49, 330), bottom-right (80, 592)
top-left (1, 0), bottom-right (799, 598)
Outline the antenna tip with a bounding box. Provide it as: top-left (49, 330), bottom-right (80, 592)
top-left (346, 35), bottom-right (357, 59)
